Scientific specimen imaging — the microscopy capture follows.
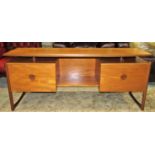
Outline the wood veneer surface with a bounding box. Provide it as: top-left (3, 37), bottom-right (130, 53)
top-left (100, 62), bottom-right (151, 92)
top-left (57, 58), bottom-right (97, 86)
top-left (6, 63), bottom-right (56, 92)
top-left (4, 48), bottom-right (152, 57)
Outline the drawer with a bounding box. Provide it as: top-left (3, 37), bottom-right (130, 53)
top-left (99, 61), bottom-right (151, 92)
top-left (6, 63), bottom-right (56, 92)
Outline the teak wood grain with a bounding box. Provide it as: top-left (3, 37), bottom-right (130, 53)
top-left (57, 58), bottom-right (97, 86)
top-left (99, 61), bottom-right (151, 92)
top-left (4, 48), bottom-right (151, 57)
top-left (6, 63), bottom-right (56, 92)
top-left (4, 48), bottom-right (152, 111)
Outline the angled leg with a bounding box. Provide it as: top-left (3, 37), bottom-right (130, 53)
top-left (129, 90), bottom-right (147, 111)
top-left (6, 64), bottom-right (26, 111)
top-left (8, 90), bottom-right (25, 111)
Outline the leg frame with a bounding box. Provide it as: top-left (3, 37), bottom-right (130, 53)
top-left (8, 90), bottom-right (25, 111)
top-left (129, 90), bottom-right (147, 110)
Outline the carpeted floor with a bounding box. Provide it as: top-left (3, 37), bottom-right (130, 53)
top-left (0, 77), bottom-right (155, 112)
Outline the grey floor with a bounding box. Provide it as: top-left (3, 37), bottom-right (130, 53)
top-left (0, 77), bottom-right (155, 112)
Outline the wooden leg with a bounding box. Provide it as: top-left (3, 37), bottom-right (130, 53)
top-left (6, 70), bottom-right (25, 111)
top-left (8, 87), bottom-right (15, 111)
top-left (129, 90), bottom-right (147, 111)
top-left (8, 89), bottom-right (25, 111)
top-left (6, 64), bottom-right (25, 111)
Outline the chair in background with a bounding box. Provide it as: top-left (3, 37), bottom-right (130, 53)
top-left (0, 42), bottom-right (41, 75)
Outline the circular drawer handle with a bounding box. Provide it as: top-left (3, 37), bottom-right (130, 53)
top-left (29, 74), bottom-right (36, 81)
top-left (120, 74), bottom-right (127, 80)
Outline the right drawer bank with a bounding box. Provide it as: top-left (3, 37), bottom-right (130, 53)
top-left (99, 57), bottom-right (151, 92)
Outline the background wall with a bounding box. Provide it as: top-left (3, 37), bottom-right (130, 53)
top-left (130, 42), bottom-right (155, 56)
top-left (41, 42), bottom-right (53, 47)
top-left (41, 42), bottom-right (155, 56)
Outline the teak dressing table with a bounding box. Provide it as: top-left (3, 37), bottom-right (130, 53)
top-left (4, 48), bottom-right (152, 111)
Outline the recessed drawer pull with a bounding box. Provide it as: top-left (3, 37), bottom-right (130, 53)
top-left (29, 74), bottom-right (36, 81)
top-left (120, 74), bottom-right (127, 80)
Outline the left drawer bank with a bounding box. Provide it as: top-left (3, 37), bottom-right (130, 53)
top-left (6, 62), bottom-right (57, 92)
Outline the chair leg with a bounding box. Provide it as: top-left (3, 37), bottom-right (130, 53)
top-left (129, 90), bottom-right (147, 111)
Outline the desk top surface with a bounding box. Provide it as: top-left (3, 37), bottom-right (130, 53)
top-left (4, 48), bottom-right (152, 57)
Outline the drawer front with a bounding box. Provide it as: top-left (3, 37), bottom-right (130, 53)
top-left (6, 63), bottom-right (56, 92)
top-left (100, 63), bottom-right (150, 92)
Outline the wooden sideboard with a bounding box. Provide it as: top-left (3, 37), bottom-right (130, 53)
top-left (4, 48), bottom-right (152, 111)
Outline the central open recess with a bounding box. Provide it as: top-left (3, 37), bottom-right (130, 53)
top-left (57, 58), bottom-right (98, 86)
